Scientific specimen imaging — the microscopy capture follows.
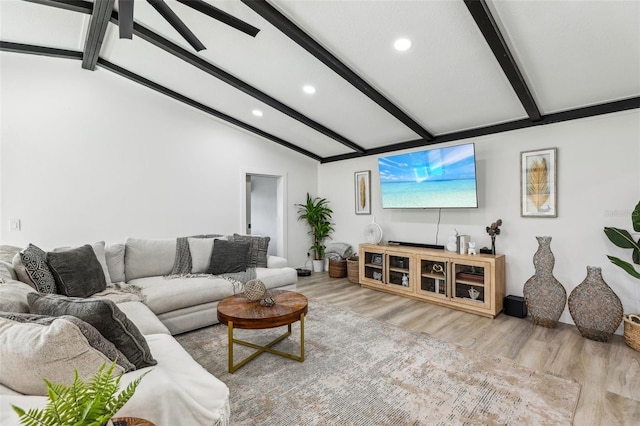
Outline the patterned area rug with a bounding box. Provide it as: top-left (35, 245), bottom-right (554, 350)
top-left (175, 301), bottom-right (580, 425)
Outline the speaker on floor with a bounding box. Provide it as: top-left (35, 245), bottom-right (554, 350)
top-left (504, 295), bottom-right (527, 318)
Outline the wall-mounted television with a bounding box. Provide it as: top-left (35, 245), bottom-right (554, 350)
top-left (378, 143), bottom-right (478, 209)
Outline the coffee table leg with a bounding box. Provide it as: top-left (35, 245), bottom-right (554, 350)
top-left (228, 321), bottom-right (234, 373)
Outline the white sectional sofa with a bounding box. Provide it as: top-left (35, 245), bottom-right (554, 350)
top-left (0, 235), bottom-right (298, 425)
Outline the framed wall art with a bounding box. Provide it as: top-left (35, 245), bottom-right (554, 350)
top-left (355, 170), bottom-right (371, 215)
top-left (521, 147), bottom-right (557, 217)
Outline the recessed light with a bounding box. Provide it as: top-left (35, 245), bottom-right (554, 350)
top-left (303, 85), bottom-right (316, 95)
top-left (394, 38), bottom-right (412, 52)
top-left (252, 109), bottom-right (263, 117)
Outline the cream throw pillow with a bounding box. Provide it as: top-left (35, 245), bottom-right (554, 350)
top-left (0, 317), bottom-right (125, 395)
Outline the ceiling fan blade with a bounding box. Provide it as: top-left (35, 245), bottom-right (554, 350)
top-left (119, 0), bottom-right (134, 39)
top-left (147, 0), bottom-right (206, 51)
top-left (175, 0), bottom-right (260, 37)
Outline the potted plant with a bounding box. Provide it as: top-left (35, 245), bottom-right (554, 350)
top-left (296, 193), bottom-right (334, 272)
top-left (604, 200), bottom-right (640, 351)
top-left (12, 362), bottom-right (149, 426)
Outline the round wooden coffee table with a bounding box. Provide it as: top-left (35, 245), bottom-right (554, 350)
top-left (217, 290), bottom-right (308, 373)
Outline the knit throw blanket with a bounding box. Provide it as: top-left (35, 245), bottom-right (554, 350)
top-left (168, 235), bottom-right (256, 285)
top-left (91, 282), bottom-right (146, 304)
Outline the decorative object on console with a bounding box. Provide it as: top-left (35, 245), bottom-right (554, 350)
top-left (604, 200), bottom-right (640, 351)
top-left (364, 216), bottom-right (383, 244)
top-left (354, 170), bottom-right (371, 215)
top-left (485, 219), bottom-right (502, 255)
top-left (568, 266), bottom-right (623, 342)
top-left (468, 287), bottom-right (480, 300)
top-left (523, 236), bottom-right (566, 328)
top-left (468, 242), bottom-right (477, 255)
top-left (447, 229), bottom-right (458, 252)
top-left (521, 148), bottom-right (557, 217)
top-left (457, 235), bottom-right (470, 255)
top-left (296, 193), bottom-right (334, 269)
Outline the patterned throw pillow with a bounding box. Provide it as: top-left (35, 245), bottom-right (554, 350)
top-left (232, 234), bottom-right (270, 268)
top-left (208, 239), bottom-right (250, 274)
top-left (28, 293), bottom-right (157, 369)
top-left (20, 244), bottom-right (57, 293)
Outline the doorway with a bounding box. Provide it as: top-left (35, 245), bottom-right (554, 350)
top-left (242, 171), bottom-right (287, 258)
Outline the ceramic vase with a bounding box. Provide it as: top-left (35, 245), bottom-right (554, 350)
top-left (568, 266), bottom-right (623, 342)
top-left (523, 236), bottom-right (566, 328)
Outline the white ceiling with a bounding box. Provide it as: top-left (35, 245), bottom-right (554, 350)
top-left (2, 0), bottom-right (639, 161)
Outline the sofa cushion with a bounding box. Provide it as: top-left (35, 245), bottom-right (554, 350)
top-left (91, 241), bottom-right (112, 284)
top-left (125, 238), bottom-right (177, 281)
top-left (28, 293), bottom-right (157, 369)
top-left (16, 245), bottom-right (57, 293)
top-left (0, 280), bottom-right (35, 313)
top-left (256, 266), bottom-right (298, 290)
top-left (233, 234), bottom-right (270, 268)
top-left (128, 276), bottom-right (235, 315)
top-left (208, 239), bottom-right (249, 274)
top-left (0, 317), bottom-right (126, 395)
top-left (116, 301), bottom-right (171, 336)
top-left (0, 312), bottom-right (135, 373)
top-left (105, 243), bottom-right (125, 283)
top-left (46, 245), bottom-right (107, 297)
top-left (188, 238), bottom-right (215, 273)
top-left (0, 261), bottom-right (17, 283)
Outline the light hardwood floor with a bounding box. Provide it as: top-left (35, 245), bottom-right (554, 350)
top-left (296, 273), bottom-right (640, 426)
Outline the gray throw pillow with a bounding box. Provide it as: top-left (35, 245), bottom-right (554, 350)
top-left (46, 244), bottom-right (107, 297)
top-left (0, 312), bottom-right (134, 372)
top-left (28, 293), bottom-right (157, 369)
top-left (232, 234), bottom-right (270, 268)
top-left (19, 244), bottom-right (57, 293)
top-left (208, 239), bottom-right (250, 274)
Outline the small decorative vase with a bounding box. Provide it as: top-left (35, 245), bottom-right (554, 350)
top-left (491, 236), bottom-right (496, 255)
top-left (568, 266), bottom-right (623, 342)
top-left (523, 236), bottom-right (566, 328)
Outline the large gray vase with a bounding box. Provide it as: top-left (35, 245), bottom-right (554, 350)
top-left (568, 266), bottom-right (623, 342)
top-left (523, 236), bottom-right (567, 328)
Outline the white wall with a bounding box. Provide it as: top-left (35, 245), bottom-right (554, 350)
top-left (319, 110), bottom-right (640, 328)
top-left (0, 52), bottom-right (317, 266)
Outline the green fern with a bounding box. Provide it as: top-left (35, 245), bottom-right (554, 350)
top-left (12, 362), bottom-right (150, 426)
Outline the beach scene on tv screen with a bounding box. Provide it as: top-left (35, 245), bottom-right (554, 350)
top-left (378, 144), bottom-right (478, 208)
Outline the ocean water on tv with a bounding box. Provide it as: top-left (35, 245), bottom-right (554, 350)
top-left (381, 179), bottom-right (477, 208)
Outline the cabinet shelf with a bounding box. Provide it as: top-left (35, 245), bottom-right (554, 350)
top-left (389, 267), bottom-right (410, 273)
top-left (364, 263), bottom-right (382, 269)
top-left (422, 273), bottom-right (446, 280)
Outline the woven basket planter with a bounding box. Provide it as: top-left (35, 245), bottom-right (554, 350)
top-left (623, 314), bottom-right (640, 352)
top-left (346, 256), bottom-right (360, 284)
top-left (328, 259), bottom-right (347, 278)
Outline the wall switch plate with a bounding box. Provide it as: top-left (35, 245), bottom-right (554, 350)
top-left (9, 219), bottom-right (21, 231)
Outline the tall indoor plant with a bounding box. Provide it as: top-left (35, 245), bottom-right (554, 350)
top-left (604, 200), bottom-right (640, 351)
top-left (296, 193), bottom-right (334, 272)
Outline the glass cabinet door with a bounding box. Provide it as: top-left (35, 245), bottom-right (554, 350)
top-left (362, 249), bottom-right (385, 284)
top-left (451, 260), bottom-right (490, 308)
top-left (386, 252), bottom-right (412, 291)
top-left (417, 257), bottom-right (449, 299)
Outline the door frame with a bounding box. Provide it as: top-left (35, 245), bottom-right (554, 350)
top-left (240, 168), bottom-right (287, 259)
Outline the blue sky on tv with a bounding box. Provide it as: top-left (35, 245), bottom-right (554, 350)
top-left (378, 144), bottom-right (476, 183)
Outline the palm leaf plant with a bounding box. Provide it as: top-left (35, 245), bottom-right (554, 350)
top-left (12, 362), bottom-right (150, 426)
top-left (604, 200), bottom-right (640, 280)
top-left (296, 193), bottom-right (334, 260)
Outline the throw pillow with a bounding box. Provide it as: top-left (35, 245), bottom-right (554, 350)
top-left (125, 238), bottom-right (177, 281)
top-left (12, 252), bottom-right (36, 289)
top-left (28, 293), bottom-right (157, 369)
top-left (188, 237), bottom-right (230, 273)
top-left (233, 234), bottom-right (270, 268)
top-left (0, 312), bottom-right (135, 373)
top-left (105, 243), bottom-right (126, 283)
top-left (19, 244), bottom-right (57, 293)
top-left (0, 317), bottom-right (126, 395)
top-left (91, 241), bottom-right (113, 284)
top-left (208, 239), bottom-right (250, 275)
top-left (46, 244), bottom-right (107, 298)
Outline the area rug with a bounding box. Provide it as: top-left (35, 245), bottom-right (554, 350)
top-left (176, 301), bottom-right (580, 425)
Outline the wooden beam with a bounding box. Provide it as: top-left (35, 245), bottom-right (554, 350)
top-left (147, 0), bottom-right (206, 52)
top-left (241, 0), bottom-right (434, 141)
top-left (464, 0), bottom-right (542, 121)
top-left (321, 96), bottom-right (640, 163)
top-left (82, 0), bottom-right (115, 70)
top-left (97, 58), bottom-right (322, 161)
top-left (175, 0), bottom-right (260, 37)
top-left (21, 0), bottom-right (93, 14)
top-left (0, 41), bottom-right (83, 60)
